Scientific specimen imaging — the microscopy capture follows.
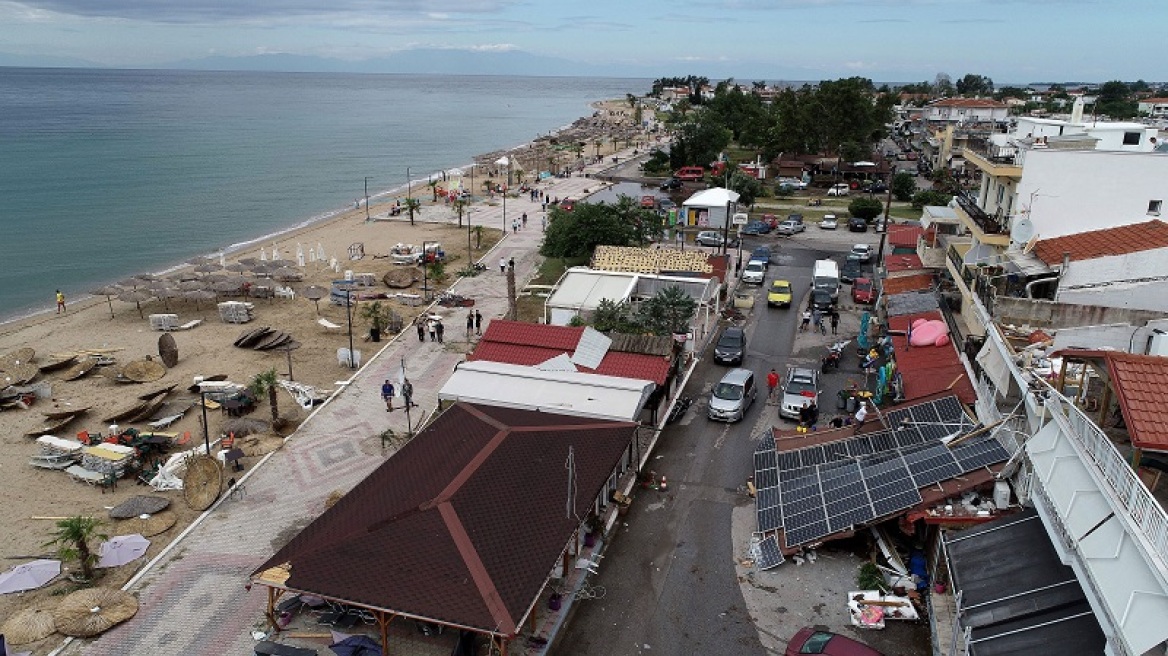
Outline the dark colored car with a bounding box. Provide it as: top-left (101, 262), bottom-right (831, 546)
top-left (560, 198), bottom-right (576, 212)
top-left (785, 627), bottom-right (883, 656)
top-left (809, 288), bottom-right (834, 312)
top-left (841, 260), bottom-right (863, 284)
top-left (741, 220), bottom-right (772, 235)
top-left (658, 199), bottom-right (677, 212)
top-left (660, 177), bottom-right (683, 191)
top-left (848, 217), bottom-right (867, 232)
top-left (751, 246), bottom-right (772, 268)
top-left (713, 326), bottom-right (746, 365)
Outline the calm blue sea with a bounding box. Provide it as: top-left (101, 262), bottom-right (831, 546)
top-left (0, 68), bottom-right (646, 321)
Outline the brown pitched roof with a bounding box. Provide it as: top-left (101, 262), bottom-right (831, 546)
top-left (882, 273), bottom-right (934, 296)
top-left (251, 403), bottom-right (637, 634)
top-left (1034, 220), bottom-right (1168, 265)
top-left (1058, 350), bottom-right (1168, 452)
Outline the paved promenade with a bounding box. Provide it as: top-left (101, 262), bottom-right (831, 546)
top-left (60, 161), bottom-right (631, 655)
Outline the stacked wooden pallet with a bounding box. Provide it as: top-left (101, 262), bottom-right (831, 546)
top-left (591, 246), bottom-right (713, 275)
top-left (218, 301), bottom-right (255, 324)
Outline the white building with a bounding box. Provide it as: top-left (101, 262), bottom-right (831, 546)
top-left (543, 267), bottom-right (719, 328)
top-left (1138, 97), bottom-right (1168, 118)
top-left (924, 98), bottom-right (1010, 123)
top-left (679, 187), bottom-right (739, 229)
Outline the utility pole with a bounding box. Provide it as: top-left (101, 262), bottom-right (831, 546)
top-left (506, 263), bottom-right (518, 320)
top-left (364, 176), bottom-right (371, 222)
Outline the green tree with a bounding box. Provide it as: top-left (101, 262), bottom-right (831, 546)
top-left (611, 194), bottom-right (665, 245)
top-left (912, 190), bottom-right (953, 209)
top-left (427, 179), bottom-right (439, 202)
top-left (956, 74), bottom-right (994, 97)
top-left (249, 368), bottom-right (282, 426)
top-left (848, 197), bottom-right (885, 222)
top-left (45, 516), bottom-right (107, 582)
top-left (891, 172), bottom-right (916, 202)
top-left (452, 197), bottom-right (469, 228)
top-left (591, 298), bottom-right (639, 333)
top-left (669, 114), bottom-right (732, 170)
top-left (637, 286), bottom-right (697, 336)
top-left (404, 198), bottom-right (421, 226)
top-left (728, 170), bottom-right (763, 207)
top-left (1095, 80), bottom-right (1137, 118)
top-left (541, 202), bottom-right (635, 259)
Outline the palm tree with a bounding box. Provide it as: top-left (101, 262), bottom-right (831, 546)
top-left (249, 368), bottom-right (281, 427)
top-left (427, 179), bottom-right (440, 202)
top-left (453, 197), bottom-right (469, 228)
top-left (45, 516), bottom-right (107, 582)
top-left (404, 198), bottom-right (422, 226)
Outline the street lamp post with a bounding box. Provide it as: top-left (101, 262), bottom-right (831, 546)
top-left (336, 282), bottom-right (356, 368)
top-left (199, 389), bottom-right (211, 455)
top-left (406, 167), bottom-right (412, 204)
top-left (364, 176), bottom-right (371, 222)
top-left (421, 241), bottom-right (437, 299)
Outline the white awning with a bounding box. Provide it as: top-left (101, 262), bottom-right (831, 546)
top-left (682, 187), bottom-right (740, 208)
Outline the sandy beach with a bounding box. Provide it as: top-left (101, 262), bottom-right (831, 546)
top-left (0, 98), bottom-right (648, 645)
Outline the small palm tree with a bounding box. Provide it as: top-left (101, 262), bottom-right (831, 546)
top-left (249, 368), bottom-right (281, 427)
top-left (45, 516), bottom-right (107, 582)
top-left (427, 179), bottom-right (439, 202)
top-left (404, 198), bottom-right (422, 226)
top-left (453, 198), bottom-right (469, 228)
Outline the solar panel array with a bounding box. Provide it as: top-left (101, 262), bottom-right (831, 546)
top-left (753, 396), bottom-right (1010, 549)
top-left (755, 534), bottom-right (785, 570)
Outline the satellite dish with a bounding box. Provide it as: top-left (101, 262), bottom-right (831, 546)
top-left (1011, 217), bottom-right (1035, 247)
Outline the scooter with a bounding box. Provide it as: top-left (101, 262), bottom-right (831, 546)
top-left (666, 396), bottom-right (693, 424)
top-left (821, 339), bottom-right (850, 373)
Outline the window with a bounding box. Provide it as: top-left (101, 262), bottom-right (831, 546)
top-left (1123, 131), bottom-right (1141, 146)
top-left (1150, 200), bottom-right (1163, 216)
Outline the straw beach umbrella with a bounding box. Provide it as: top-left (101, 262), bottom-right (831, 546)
top-left (1, 607), bottom-right (56, 645)
top-left (117, 289), bottom-right (153, 318)
top-left (154, 287), bottom-right (181, 312)
top-left (301, 285), bottom-right (328, 314)
top-left (115, 511), bottom-right (176, 538)
top-left (52, 588), bottom-right (139, 637)
top-left (183, 289), bottom-right (215, 310)
top-left (108, 495), bottom-right (169, 519)
top-left (90, 285), bottom-right (121, 318)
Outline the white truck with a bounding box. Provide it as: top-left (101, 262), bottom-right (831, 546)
top-left (813, 259), bottom-right (840, 300)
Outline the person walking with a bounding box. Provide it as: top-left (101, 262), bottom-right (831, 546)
top-left (55, 290), bottom-right (66, 314)
top-left (402, 378), bottom-right (415, 408)
top-left (853, 401), bottom-right (869, 434)
top-left (436, 319), bottom-right (445, 343)
top-left (830, 311), bottom-right (840, 336)
top-left (766, 368), bottom-right (779, 399)
top-left (521, 212), bottom-right (528, 228)
top-left (814, 311), bottom-right (826, 335)
top-left (466, 311), bottom-right (474, 338)
top-left (499, 257), bottom-right (506, 274)
top-left (381, 379), bottom-right (395, 412)
top-left (428, 318), bottom-right (437, 342)
top-left (508, 257), bottom-right (515, 271)
top-left (800, 309), bottom-right (811, 332)
top-left (416, 317), bottom-right (425, 343)
top-left (474, 310), bottom-right (483, 335)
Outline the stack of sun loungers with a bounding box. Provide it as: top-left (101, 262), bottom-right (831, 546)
top-left (217, 301), bottom-right (255, 324)
top-left (81, 443), bottom-right (135, 478)
top-left (30, 435), bottom-right (83, 470)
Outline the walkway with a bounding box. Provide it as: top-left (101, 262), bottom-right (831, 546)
top-left (62, 158), bottom-right (636, 655)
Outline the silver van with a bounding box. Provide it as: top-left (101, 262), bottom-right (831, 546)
top-left (708, 368), bottom-right (757, 422)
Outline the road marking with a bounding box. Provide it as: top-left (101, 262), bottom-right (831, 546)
top-left (713, 423), bottom-right (731, 449)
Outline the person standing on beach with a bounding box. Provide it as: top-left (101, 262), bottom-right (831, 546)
top-left (499, 257), bottom-right (506, 274)
top-left (381, 379), bottom-right (395, 412)
top-left (466, 311), bottom-right (474, 339)
top-left (474, 310), bottom-right (482, 335)
top-left (55, 290), bottom-right (66, 314)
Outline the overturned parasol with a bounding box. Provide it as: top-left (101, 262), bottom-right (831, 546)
top-left (158, 333), bottom-right (178, 368)
top-left (52, 588), bottom-right (139, 637)
top-left (122, 357), bottom-right (166, 383)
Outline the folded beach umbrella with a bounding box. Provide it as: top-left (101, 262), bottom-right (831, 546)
top-left (0, 560), bottom-right (61, 595)
top-left (96, 534), bottom-right (150, 569)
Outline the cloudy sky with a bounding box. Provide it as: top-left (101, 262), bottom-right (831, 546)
top-left (0, 0), bottom-right (1160, 82)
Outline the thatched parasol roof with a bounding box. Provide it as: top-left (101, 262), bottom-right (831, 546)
top-left (182, 455), bottom-right (222, 510)
top-left (0, 347), bottom-right (35, 369)
top-left (1, 607), bottom-right (57, 644)
top-left (108, 495), bottom-right (170, 519)
top-left (383, 267), bottom-right (421, 289)
top-left (122, 358), bottom-right (166, 383)
top-left (52, 588), bottom-right (139, 637)
top-left (115, 510), bottom-right (176, 537)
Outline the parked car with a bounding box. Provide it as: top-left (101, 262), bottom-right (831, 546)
top-left (559, 198), bottom-right (576, 212)
top-left (779, 367), bottom-right (820, 420)
top-left (659, 177), bottom-right (683, 191)
top-left (658, 198), bottom-right (676, 212)
top-left (708, 368), bottom-right (757, 422)
top-left (776, 219), bottom-right (805, 235)
top-left (864, 181), bottom-right (888, 194)
top-left (713, 326), bottom-right (746, 365)
top-left (820, 214), bottom-right (838, 230)
top-left (906, 151), bottom-right (918, 160)
top-left (761, 213), bottom-right (780, 229)
top-left (787, 213), bottom-right (805, 225)
top-left (809, 288), bottom-right (834, 312)
top-left (751, 246), bottom-right (771, 268)
top-left (767, 279), bottom-right (793, 307)
top-left (741, 260), bottom-right (766, 284)
top-left (850, 244), bottom-right (873, 263)
top-left (840, 260), bottom-right (863, 284)
top-left (785, 627), bottom-right (883, 656)
top-left (741, 220), bottom-right (771, 236)
top-left (777, 177), bottom-right (808, 190)
top-left (674, 166), bottom-right (705, 181)
top-left (848, 217), bottom-right (868, 232)
top-left (852, 277), bottom-right (875, 304)
top-left (826, 183), bottom-right (850, 197)
top-left (640, 195), bottom-right (657, 208)
top-left (695, 230), bottom-right (726, 247)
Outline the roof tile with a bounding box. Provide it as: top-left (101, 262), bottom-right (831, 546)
top-left (888, 312), bottom-right (977, 404)
top-left (884, 254), bottom-right (924, 273)
top-left (1034, 220), bottom-right (1168, 265)
top-left (882, 273), bottom-right (934, 296)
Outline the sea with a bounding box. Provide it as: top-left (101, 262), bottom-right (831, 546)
top-left (0, 68), bottom-right (647, 322)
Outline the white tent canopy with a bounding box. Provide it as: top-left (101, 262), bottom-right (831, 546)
top-left (438, 361), bottom-right (655, 422)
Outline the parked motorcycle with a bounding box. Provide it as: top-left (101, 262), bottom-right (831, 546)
top-left (821, 339), bottom-right (850, 373)
top-left (666, 396), bottom-right (693, 424)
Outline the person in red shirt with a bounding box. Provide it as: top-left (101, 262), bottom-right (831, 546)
top-left (766, 368), bottom-right (779, 399)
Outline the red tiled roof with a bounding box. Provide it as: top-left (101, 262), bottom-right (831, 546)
top-left (1059, 350), bottom-right (1168, 452)
top-left (470, 320), bottom-right (671, 385)
top-left (882, 273), bottom-right (934, 296)
top-left (888, 312), bottom-right (977, 404)
top-left (928, 98), bottom-right (1008, 108)
top-left (887, 224), bottom-right (924, 248)
top-left (884, 254), bottom-right (924, 273)
top-left (251, 403), bottom-right (637, 634)
top-left (1033, 220), bottom-right (1168, 265)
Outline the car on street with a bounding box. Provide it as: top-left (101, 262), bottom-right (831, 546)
top-left (864, 181), bottom-right (888, 194)
top-left (777, 177), bottom-right (808, 190)
top-left (776, 219), bottom-right (805, 235)
top-left (896, 153), bottom-right (907, 161)
top-left (707, 368), bottom-right (757, 423)
top-left (674, 166), bottom-right (706, 181)
top-left (779, 367), bottom-right (820, 420)
top-left (820, 214), bottom-right (838, 230)
top-left (840, 260), bottom-right (863, 284)
top-left (641, 195), bottom-right (657, 208)
top-left (559, 198), bottom-right (576, 212)
top-left (696, 230), bottom-right (734, 247)
top-left (850, 244), bottom-right (873, 263)
top-left (826, 183), bottom-right (850, 197)
top-left (848, 217), bottom-right (868, 232)
top-left (785, 627), bottom-right (883, 656)
top-left (658, 198), bottom-right (676, 212)
top-left (659, 177), bottom-right (683, 191)
top-left (741, 260), bottom-right (766, 284)
top-left (751, 246), bottom-right (771, 267)
top-left (713, 326), bottom-right (746, 365)
top-left (906, 151), bottom-right (918, 160)
top-left (767, 279), bottom-right (793, 307)
top-left (809, 288), bottom-right (834, 312)
top-left (741, 220), bottom-right (771, 235)
top-left (852, 277), bottom-right (875, 304)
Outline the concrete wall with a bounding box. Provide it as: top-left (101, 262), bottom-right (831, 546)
top-left (1055, 249), bottom-right (1168, 311)
top-left (1015, 150), bottom-right (1168, 239)
top-left (993, 295), bottom-right (1168, 329)
top-left (1052, 319), bottom-right (1168, 353)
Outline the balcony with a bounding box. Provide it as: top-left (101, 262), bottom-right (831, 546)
top-left (954, 192), bottom-right (1006, 235)
top-left (964, 145), bottom-right (1022, 178)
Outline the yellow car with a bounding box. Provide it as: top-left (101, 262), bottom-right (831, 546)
top-left (767, 280), bottom-right (793, 308)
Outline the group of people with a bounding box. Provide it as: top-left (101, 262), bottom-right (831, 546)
top-left (799, 308), bottom-right (839, 335)
top-left (380, 378), bottom-right (415, 412)
top-left (510, 212), bottom-right (528, 233)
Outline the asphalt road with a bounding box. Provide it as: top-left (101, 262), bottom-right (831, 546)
top-left (553, 233), bottom-right (859, 656)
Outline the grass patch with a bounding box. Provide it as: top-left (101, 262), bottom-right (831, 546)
top-left (531, 255), bottom-right (589, 286)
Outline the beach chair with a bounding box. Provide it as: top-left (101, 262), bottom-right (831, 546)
top-left (317, 317), bottom-right (342, 332)
top-left (149, 314), bottom-right (178, 331)
top-left (148, 411), bottom-right (185, 430)
top-left (274, 286), bottom-right (296, 300)
top-left (174, 319), bottom-right (203, 331)
top-left (65, 465), bottom-right (106, 486)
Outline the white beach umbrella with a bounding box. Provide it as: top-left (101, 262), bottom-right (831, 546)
top-left (0, 559), bottom-right (61, 594)
top-left (96, 534), bottom-right (150, 569)
top-left (219, 252), bottom-right (226, 267)
top-left (316, 243), bottom-right (325, 261)
top-left (272, 246), bottom-right (282, 261)
top-left (296, 244), bottom-right (305, 267)
top-left (260, 247), bottom-right (267, 261)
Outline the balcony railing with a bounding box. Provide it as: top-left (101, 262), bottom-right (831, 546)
top-left (955, 192), bottom-right (1005, 234)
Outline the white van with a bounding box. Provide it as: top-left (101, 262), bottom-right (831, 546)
top-left (813, 259), bottom-right (840, 300)
top-left (826, 183), bottom-right (850, 197)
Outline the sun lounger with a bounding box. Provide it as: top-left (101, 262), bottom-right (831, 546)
top-left (274, 286), bottom-right (296, 300)
top-left (147, 411), bottom-right (186, 430)
top-left (65, 465), bottom-right (107, 485)
top-left (174, 319), bottom-right (202, 330)
top-left (149, 314), bottom-right (179, 331)
top-left (30, 454), bottom-right (77, 470)
top-left (317, 317), bottom-right (342, 332)
top-left (279, 380), bottom-right (327, 410)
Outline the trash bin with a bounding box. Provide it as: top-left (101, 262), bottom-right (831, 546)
top-left (836, 390), bottom-right (849, 410)
top-left (846, 395), bottom-right (857, 413)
